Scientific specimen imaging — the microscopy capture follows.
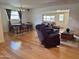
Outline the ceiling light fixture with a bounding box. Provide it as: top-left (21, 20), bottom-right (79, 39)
top-left (18, 0), bottom-right (25, 11)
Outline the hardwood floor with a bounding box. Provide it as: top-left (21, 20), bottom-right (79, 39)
top-left (0, 31), bottom-right (79, 59)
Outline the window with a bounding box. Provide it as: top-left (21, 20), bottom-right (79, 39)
top-left (43, 15), bottom-right (55, 22)
top-left (50, 16), bottom-right (55, 22)
top-left (47, 16), bottom-right (50, 21)
top-left (59, 14), bottom-right (64, 22)
top-left (10, 11), bottom-right (20, 25)
top-left (11, 11), bottom-right (20, 20)
top-left (43, 16), bottom-right (47, 21)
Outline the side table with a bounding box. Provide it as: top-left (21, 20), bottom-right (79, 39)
top-left (61, 32), bottom-right (74, 41)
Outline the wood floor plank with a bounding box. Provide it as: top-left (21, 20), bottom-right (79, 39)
top-left (0, 31), bottom-right (79, 59)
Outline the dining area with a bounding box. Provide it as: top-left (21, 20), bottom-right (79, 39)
top-left (9, 22), bottom-right (33, 34)
top-left (5, 9), bottom-right (33, 34)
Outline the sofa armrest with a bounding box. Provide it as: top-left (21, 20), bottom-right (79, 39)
top-left (48, 33), bottom-right (59, 39)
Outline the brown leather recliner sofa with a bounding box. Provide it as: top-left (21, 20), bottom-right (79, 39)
top-left (36, 24), bottom-right (60, 48)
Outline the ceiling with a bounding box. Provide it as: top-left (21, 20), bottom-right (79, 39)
top-left (0, 0), bottom-right (79, 9)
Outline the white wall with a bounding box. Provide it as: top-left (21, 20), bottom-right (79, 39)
top-left (22, 10), bottom-right (29, 23)
top-left (1, 8), bottom-right (9, 32)
top-left (31, 3), bottom-right (79, 34)
top-left (0, 9), bottom-right (4, 43)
